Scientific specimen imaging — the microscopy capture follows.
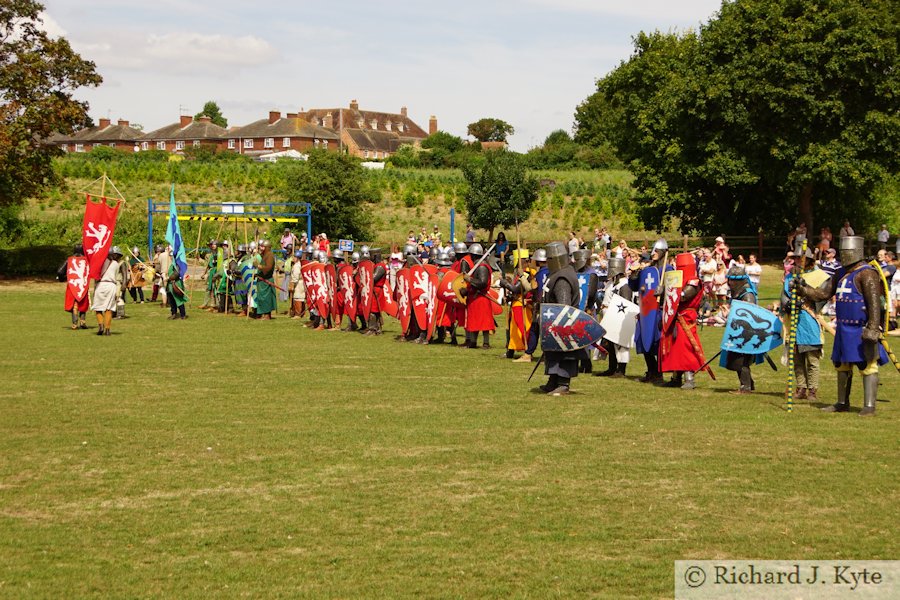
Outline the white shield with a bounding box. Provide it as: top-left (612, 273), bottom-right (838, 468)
top-left (600, 295), bottom-right (639, 348)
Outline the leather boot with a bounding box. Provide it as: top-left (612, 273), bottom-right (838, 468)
top-left (662, 372), bottom-right (683, 387)
top-left (796, 387), bottom-right (808, 400)
top-left (822, 371), bottom-right (851, 412)
top-left (806, 388), bottom-right (818, 402)
top-left (859, 374), bottom-right (878, 416)
top-left (613, 362), bottom-right (627, 378)
top-left (539, 375), bottom-right (558, 393)
top-left (681, 371), bottom-right (696, 390)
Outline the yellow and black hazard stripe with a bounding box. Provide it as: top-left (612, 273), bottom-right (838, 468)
top-left (177, 216), bottom-right (299, 223)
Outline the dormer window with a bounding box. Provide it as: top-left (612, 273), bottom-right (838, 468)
top-left (386, 121), bottom-right (392, 132)
top-left (370, 119), bottom-right (378, 129)
top-left (398, 123), bottom-right (405, 133)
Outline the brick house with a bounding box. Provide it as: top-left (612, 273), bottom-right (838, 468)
top-left (300, 100), bottom-right (433, 159)
top-left (140, 115), bottom-right (229, 152)
top-left (51, 118), bottom-right (143, 153)
top-left (225, 111), bottom-right (340, 156)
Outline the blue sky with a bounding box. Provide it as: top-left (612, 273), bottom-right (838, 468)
top-left (42, 1), bottom-right (722, 151)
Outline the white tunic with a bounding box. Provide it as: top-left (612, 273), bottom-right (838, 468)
top-left (91, 259), bottom-right (120, 312)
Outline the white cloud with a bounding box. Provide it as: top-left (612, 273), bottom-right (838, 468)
top-left (523, 0), bottom-right (721, 24)
top-left (38, 11), bottom-right (67, 37)
top-left (144, 32), bottom-right (278, 68)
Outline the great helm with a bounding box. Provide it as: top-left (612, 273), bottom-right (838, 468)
top-left (675, 252), bottom-right (697, 281)
top-left (572, 248), bottom-right (590, 271)
top-left (544, 241), bottom-right (569, 273)
top-left (360, 245), bottom-right (371, 259)
top-left (468, 243), bottom-right (484, 257)
top-left (533, 248), bottom-right (548, 263)
top-left (607, 256), bottom-right (626, 278)
top-left (453, 242), bottom-right (468, 255)
top-left (839, 235), bottom-right (864, 266)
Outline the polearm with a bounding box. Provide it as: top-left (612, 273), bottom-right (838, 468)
top-left (870, 260), bottom-right (900, 373)
top-left (786, 239), bottom-right (808, 412)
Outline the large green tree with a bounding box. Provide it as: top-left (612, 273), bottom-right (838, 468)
top-left (0, 1), bottom-right (101, 209)
top-left (467, 118), bottom-right (515, 143)
top-left (282, 150), bottom-right (373, 240)
top-left (194, 100), bottom-right (227, 128)
top-left (462, 150), bottom-right (538, 241)
top-left (584, 0), bottom-right (899, 235)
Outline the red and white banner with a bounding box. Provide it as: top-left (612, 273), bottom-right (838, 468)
top-left (82, 195), bottom-right (121, 279)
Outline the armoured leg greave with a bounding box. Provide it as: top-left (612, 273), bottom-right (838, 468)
top-left (823, 371), bottom-right (852, 412)
top-left (860, 374), bottom-right (878, 416)
top-left (681, 371), bottom-right (696, 390)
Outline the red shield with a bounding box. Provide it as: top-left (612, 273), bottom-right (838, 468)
top-left (396, 268), bottom-right (412, 334)
top-left (66, 256), bottom-right (90, 301)
top-left (303, 262), bottom-right (328, 317)
top-left (357, 260), bottom-right (374, 322)
top-left (381, 275), bottom-right (398, 318)
top-left (410, 265), bottom-right (431, 332)
top-left (426, 271), bottom-right (440, 340)
top-left (338, 264), bottom-right (357, 321)
top-left (423, 263), bottom-right (438, 276)
top-left (325, 263), bottom-right (337, 318)
top-left (436, 270), bottom-right (465, 306)
top-left (488, 288), bottom-right (503, 316)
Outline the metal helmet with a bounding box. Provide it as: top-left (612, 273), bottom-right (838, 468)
top-left (726, 263), bottom-right (750, 297)
top-left (249, 241), bottom-right (258, 251)
top-left (360, 244), bottom-right (370, 256)
top-left (108, 245), bottom-right (123, 258)
top-left (453, 241), bottom-right (468, 255)
top-left (839, 235), bottom-right (864, 266)
top-left (332, 248), bottom-right (345, 262)
top-left (294, 249), bottom-right (303, 258)
top-left (209, 239), bottom-right (218, 247)
top-left (154, 244), bottom-right (164, 254)
top-left (652, 238), bottom-right (668, 254)
top-left (468, 243), bottom-right (484, 257)
top-left (304, 243), bottom-right (315, 257)
top-left (351, 251), bottom-right (360, 264)
top-left (403, 243), bottom-right (417, 256)
top-left (607, 256), bottom-right (626, 278)
top-left (435, 250), bottom-right (451, 267)
top-left (236, 244), bottom-right (248, 254)
top-left (572, 248), bottom-right (590, 271)
top-left (371, 249), bottom-right (383, 263)
top-left (73, 243), bottom-right (84, 255)
top-left (544, 242), bottom-right (569, 273)
top-left (259, 240), bottom-right (271, 249)
top-left (131, 246), bottom-right (140, 256)
top-left (533, 248), bottom-right (548, 263)
top-left (675, 252), bottom-right (697, 281)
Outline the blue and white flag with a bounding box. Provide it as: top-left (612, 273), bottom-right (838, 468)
top-left (720, 300), bottom-right (783, 355)
top-left (165, 184), bottom-right (188, 278)
top-left (540, 304), bottom-right (605, 352)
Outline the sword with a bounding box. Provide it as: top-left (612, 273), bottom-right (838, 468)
top-left (697, 350), bottom-right (722, 374)
top-left (527, 354), bottom-right (545, 382)
top-left (676, 313), bottom-right (716, 380)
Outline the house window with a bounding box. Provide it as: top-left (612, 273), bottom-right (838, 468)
top-left (282, 137), bottom-right (290, 148)
top-left (141, 142), bottom-right (149, 151)
top-left (264, 138), bottom-right (274, 149)
top-left (364, 150), bottom-right (370, 158)
top-left (157, 141), bottom-right (166, 150)
top-left (322, 140), bottom-right (328, 149)
top-left (244, 139), bottom-right (254, 149)
top-left (75, 144), bottom-right (84, 153)
top-left (175, 140), bottom-right (185, 150)
top-left (228, 139), bottom-right (236, 149)
top-left (314, 139), bottom-right (319, 148)
top-left (193, 140), bottom-right (200, 147)
top-left (108, 143), bottom-right (116, 148)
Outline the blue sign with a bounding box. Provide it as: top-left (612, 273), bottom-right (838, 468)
top-left (720, 300), bottom-right (783, 355)
top-left (338, 239), bottom-right (354, 252)
top-left (540, 304), bottom-right (605, 352)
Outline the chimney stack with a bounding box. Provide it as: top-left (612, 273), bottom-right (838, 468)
top-left (429, 115), bottom-right (438, 135)
top-left (324, 112), bottom-right (334, 129)
top-left (99, 118), bottom-right (111, 129)
top-left (286, 112), bottom-right (298, 119)
top-left (400, 106), bottom-right (408, 118)
top-left (350, 99), bottom-right (359, 110)
top-left (180, 115), bottom-right (193, 127)
top-left (268, 110), bottom-right (281, 124)
top-left (116, 119), bottom-right (129, 128)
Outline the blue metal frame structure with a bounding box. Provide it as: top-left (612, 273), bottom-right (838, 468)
top-left (146, 200), bottom-right (312, 257)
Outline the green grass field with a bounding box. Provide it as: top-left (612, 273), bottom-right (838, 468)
top-left (1, 269), bottom-right (897, 598)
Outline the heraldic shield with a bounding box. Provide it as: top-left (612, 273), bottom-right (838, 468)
top-left (720, 300), bottom-right (784, 354)
top-left (539, 304), bottom-right (606, 352)
top-left (357, 260), bottom-right (374, 322)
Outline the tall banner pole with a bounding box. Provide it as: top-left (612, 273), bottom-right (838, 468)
top-left (786, 239), bottom-right (808, 412)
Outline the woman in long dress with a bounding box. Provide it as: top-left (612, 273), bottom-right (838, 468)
top-left (92, 246), bottom-right (123, 336)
